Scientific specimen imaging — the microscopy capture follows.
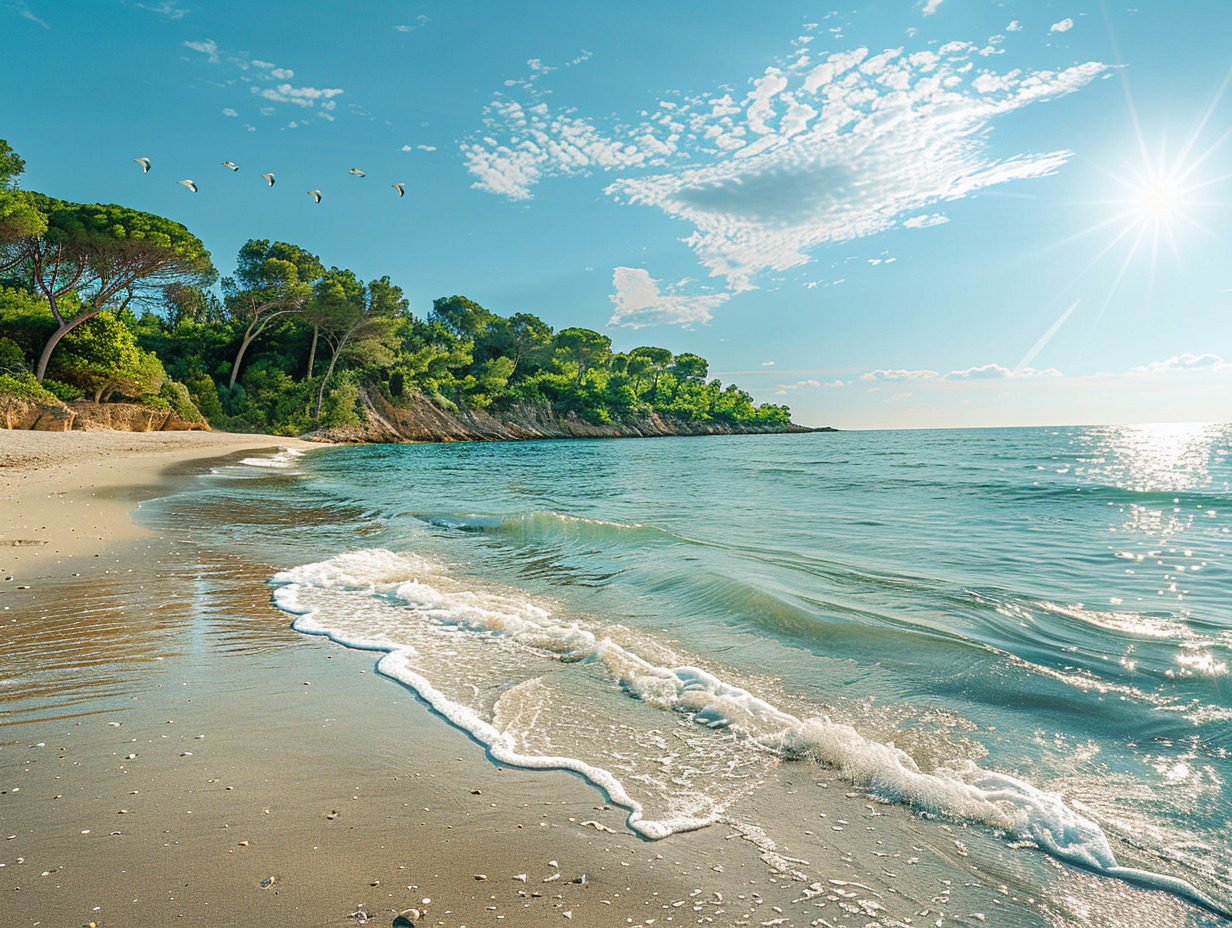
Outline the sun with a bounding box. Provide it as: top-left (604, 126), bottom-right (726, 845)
top-left (1137, 180), bottom-right (1182, 222)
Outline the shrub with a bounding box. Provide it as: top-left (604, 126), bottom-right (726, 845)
top-left (0, 371), bottom-right (57, 403)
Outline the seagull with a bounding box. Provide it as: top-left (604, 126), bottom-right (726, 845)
top-left (261, 173), bottom-right (276, 187)
top-left (222, 161), bottom-right (239, 171)
top-left (348, 168), bottom-right (365, 177)
top-left (177, 179), bottom-right (198, 193)
top-left (134, 157), bottom-right (151, 173)
top-left (392, 183), bottom-right (405, 197)
top-left (308, 190), bottom-right (322, 203)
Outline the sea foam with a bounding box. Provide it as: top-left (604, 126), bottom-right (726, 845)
top-left (271, 547), bottom-right (1229, 916)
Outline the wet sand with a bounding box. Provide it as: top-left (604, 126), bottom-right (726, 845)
top-left (0, 430), bottom-right (1205, 928)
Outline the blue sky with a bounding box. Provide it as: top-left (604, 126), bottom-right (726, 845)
top-left (3, 0), bottom-right (1230, 428)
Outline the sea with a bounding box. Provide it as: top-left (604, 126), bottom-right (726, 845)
top-left (156, 423), bottom-right (1232, 925)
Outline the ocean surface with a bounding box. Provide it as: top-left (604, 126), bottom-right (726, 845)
top-left (163, 423), bottom-right (1232, 924)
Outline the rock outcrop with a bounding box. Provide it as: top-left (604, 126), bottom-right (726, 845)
top-left (307, 389), bottom-right (827, 444)
top-left (0, 395), bottom-right (210, 432)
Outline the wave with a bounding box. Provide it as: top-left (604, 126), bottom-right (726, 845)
top-left (236, 447), bottom-right (306, 469)
top-left (412, 509), bottom-right (695, 548)
top-left (270, 548), bottom-right (1229, 917)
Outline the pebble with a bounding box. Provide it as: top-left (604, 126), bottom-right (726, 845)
top-left (260, 876), bottom-right (276, 888)
top-left (392, 909), bottom-right (420, 927)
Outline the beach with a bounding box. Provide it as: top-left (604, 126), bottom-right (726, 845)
top-left (0, 431), bottom-right (863, 928)
top-left (3, 427), bottom-right (1228, 928)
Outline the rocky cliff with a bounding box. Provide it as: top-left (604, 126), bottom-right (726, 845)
top-left (1, 395), bottom-right (209, 432)
top-left (307, 389), bottom-right (826, 443)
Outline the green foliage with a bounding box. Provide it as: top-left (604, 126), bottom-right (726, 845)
top-left (319, 380), bottom-right (362, 427)
top-left (0, 335), bottom-right (24, 370)
top-left (42, 378), bottom-right (84, 401)
top-left (0, 140), bottom-right (25, 188)
top-left (0, 371), bottom-right (58, 403)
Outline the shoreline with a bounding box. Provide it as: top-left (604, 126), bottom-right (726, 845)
top-left (0, 429), bottom-right (828, 928)
top-left (3, 429), bottom-right (1214, 928)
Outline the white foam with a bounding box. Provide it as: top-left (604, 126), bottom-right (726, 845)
top-left (271, 548), bottom-right (1230, 917)
top-left (239, 447), bottom-right (304, 469)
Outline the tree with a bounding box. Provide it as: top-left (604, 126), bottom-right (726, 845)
top-left (430, 295), bottom-right (494, 339)
top-left (48, 310), bottom-right (169, 401)
top-left (163, 283), bottom-right (223, 327)
top-left (630, 346), bottom-right (673, 404)
top-left (2, 197), bottom-right (216, 381)
top-left (553, 327), bottom-right (612, 385)
top-left (311, 270), bottom-right (407, 418)
top-left (222, 239), bottom-right (323, 388)
top-left (0, 140), bottom-right (24, 187)
top-left (505, 312), bottom-right (553, 375)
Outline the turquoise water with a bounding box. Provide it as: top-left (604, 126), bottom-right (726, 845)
top-left (179, 424), bottom-right (1232, 921)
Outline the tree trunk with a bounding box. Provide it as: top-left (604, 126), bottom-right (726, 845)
top-left (228, 319), bottom-right (264, 389)
top-left (312, 345), bottom-right (344, 419)
top-left (306, 324), bottom-right (319, 380)
top-left (35, 308), bottom-right (104, 382)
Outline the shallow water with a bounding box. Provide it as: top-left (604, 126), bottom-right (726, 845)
top-left (160, 424), bottom-right (1232, 924)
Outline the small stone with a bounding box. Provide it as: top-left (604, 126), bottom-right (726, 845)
top-left (260, 876), bottom-right (276, 888)
top-left (513, 874), bottom-right (527, 882)
top-left (474, 874), bottom-right (489, 881)
top-left (392, 909), bottom-right (420, 928)
top-left (238, 840), bottom-right (249, 847)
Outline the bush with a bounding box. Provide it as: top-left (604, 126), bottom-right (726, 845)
top-left (0, 336), bottom-right (25, 371)
top-left (0, 371), bottom-right (59, 403)
top-left (42, 378), bottom-right (84, 402)
top-left (319, 381), bottom-right (361, 428)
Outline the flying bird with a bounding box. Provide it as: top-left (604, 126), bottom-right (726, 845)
top-left (308, 190), bottom-right (322, 203)
top-left (261, 173), bottom-right (276, 187)
top-left (222, 161), bottom-right (239, 171)
top-left (348, 168), bottom-right (365, 177)
top-left (392, 183), bottom-right (405, 197)
top-left (177, 179), bottom-right (198, 193)
top-left (134, 157), bottom-right (151, 173)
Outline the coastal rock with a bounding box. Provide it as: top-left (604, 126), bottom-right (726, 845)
top-left (305, 388), bottom-right (829, 444)
top-left (0, 395), bottom-right (209, 432)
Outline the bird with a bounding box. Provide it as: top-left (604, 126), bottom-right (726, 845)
top-left (392, 183), bottom-right (406, 197)
top-left (177, 179), bottom-right (198, 193)
top-left (222, 161), bottom-right (239, 171)
top-left (134, 157), bottom-right (151, 173)
top-left (348, 168), bottom-right (365, 177)
top-left (308, 190), bottom-right (322, 203)
top-left (261, 173), bottom-right (276, 187)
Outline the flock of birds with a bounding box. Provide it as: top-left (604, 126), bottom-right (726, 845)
top-left (132, 157), bottom-right (407, 201)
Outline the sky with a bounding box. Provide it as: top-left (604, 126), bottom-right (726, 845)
top-left (2, 0), bottom-right (1230, 429)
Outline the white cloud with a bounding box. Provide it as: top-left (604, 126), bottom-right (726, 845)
top-left (418, 144), bottom-right (436, 151)
top-left (4, 0), bottom-right (49, 27)
top-left (1006, 20), bottom-right (1023, 32)
top-left (903, 213), bottom-right (949, 229)
top-left (136, 1), bottom-right (191, 19)
top-left (1050, 18), bottom-right (1074, 33)
top-left (253, 83), bottom-right (345, 108)
top-left (183, 38), bottom-right (219, 63)
top-left (761, 360), bottom-right (776, 366)
top-left (184, 41), bottom-right (344, 115)
top-left (861, 364), bottom-right (1062, 382)
top-left (468, 35), bottom-right (1105, 297)
top-left (942, 363), bottom-right (1063, 380)
top-left (861, 368), bottom-right (939, 382)
top-left (395, 15), bottom-right (430, 33)
top-left (920, 0), bottom-right (945, 15)
top-left (1126, 353), bottom-right (1229, 376)
top-left (221, 107), bottom-right (238, 117)
top-left (608, 267), bottom-right (729, 328)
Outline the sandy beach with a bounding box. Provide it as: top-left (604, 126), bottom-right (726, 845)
top-left (3, 429), bottom-right (1209, 928)
top-left (0, 430), bottom-right (849, 928)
